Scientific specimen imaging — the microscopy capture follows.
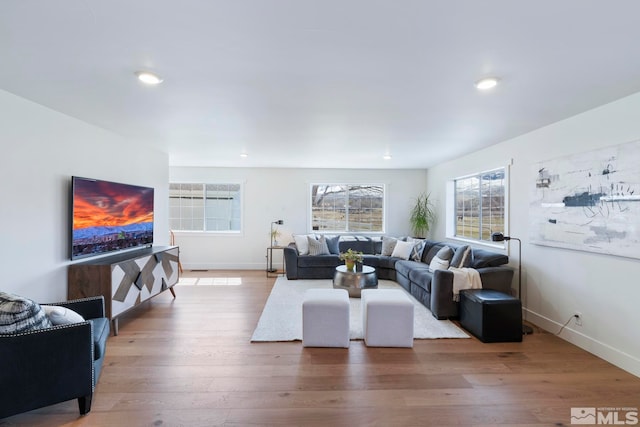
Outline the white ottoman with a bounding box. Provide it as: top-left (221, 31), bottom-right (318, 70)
top-left (362, 289), bottom-right (414, 348)
top-left (302, 288), bottom-right (350, 348)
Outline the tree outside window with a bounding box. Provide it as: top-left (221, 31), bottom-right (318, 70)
top-left (454, 168), bottom-right (505, 242)
top-left (311, 184), bottom-right (384, 233)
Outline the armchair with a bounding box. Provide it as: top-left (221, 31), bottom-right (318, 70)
top-left (0, 296), bottom-right (109, 419)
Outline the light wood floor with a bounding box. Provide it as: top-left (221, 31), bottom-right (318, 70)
top-left (3, 270), bottom-right (639, 426)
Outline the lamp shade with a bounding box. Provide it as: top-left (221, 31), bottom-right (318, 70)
top-left (491, 232), bottom-right (511, 242)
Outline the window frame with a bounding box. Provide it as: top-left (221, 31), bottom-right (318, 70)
top-left (308, 183), bottom-right (386, 234)
top-left (445, 166), bottom-right (509, 246)
top-left (169, 182), bottom-right (244, 234)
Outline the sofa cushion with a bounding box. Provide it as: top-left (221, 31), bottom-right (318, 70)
top-left (362, 255), bottom-right (381, 268)
top-left (424, 243), bottom-right (453, 262)
top-left (375, 256), bottom-right (398, 269)
top-left (371, 237), bottom-right (383, 254)
top-left (339, 237), bottom-right (375, 254)
top-left (380, 236), bottom-right (398, 256)
top-left (419, 240), bottom-right (438, 262)
top-left (422, 244), bottom-right (444, 264)
top-left (0, 292), bottom-right (52, 334)
top-left (408, 267), bottom-right (434, 292)
top-left (298, 255), bottom-right (341, 268)
top-left (308, 235), bottom-right (330, 255)
top-left (472, 249), bottom-right (509, 268)
top-left (88, 317), bottom-right (110, 360)
top-left (395, 259), bottom-right (428, 279)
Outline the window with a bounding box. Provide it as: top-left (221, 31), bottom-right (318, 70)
top-left (452, 168), bottom-right (506, 242)
top-left (311, 184), bottom-right (384, 233)
top-left (169, 183), bottom-right (242, 232)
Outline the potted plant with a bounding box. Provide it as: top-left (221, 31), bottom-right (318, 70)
top-left (410, 192), bottom-right (435, 238)
top-left (339, 248), bottom-right (364, 272)
top-left (270, 228), bottom-right (281, 246)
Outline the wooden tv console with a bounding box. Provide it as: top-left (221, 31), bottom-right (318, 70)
top-left (68, 246), bottom-right (180, 335)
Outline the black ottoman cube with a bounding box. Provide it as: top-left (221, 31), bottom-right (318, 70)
top-left (459, 289), bottom-right (522, 343)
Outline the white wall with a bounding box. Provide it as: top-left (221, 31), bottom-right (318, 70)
top-left (169, 167), bottom-right (428, 269)
top-left (0, 89), bottom-right (169, 302)
top-left (426, 92), bottom-right (640, 377)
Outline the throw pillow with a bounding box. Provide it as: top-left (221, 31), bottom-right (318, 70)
top-left (308, 235), bottom-right (330, 256)
top-left (450, 245), bottom-right (472, 268)
top-left (293, 234), bottom-right (314, 255)
top-left (435, 245), bottom-right (454, 261)
top-left (429, 255), bottom-right (450, 272)
top-left (42, 305), bottom-right (85, 325)
top-left (428, 246), bottom-right (454, 272)
top-left (381, 236), bottom-right (398, 256)
top-left (0, 291), bottom-right (52, 334)
top-left (410, 240), bottom-right (426, 262)
top-left (391, 240), bottom-right (414, 260)
top-left (325, 235), bottom-right (340, 255)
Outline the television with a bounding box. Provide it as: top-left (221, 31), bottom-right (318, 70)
top-left (71, 176), bottom-right (154, 260)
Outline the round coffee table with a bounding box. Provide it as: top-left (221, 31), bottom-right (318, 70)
top-left (333, 265), bottom-right (378, 297)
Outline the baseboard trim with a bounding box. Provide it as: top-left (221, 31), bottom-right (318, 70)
top-left (181, 263), bottom-right (266, 271)
top-left (525, 309), bottom-right (640, 378)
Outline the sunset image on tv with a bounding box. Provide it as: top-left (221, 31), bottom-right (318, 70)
top-left (71, 177), bottom-right (154, 259)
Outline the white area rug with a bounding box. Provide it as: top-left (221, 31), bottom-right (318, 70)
top-left (251, 277), bottom-right (469, 342)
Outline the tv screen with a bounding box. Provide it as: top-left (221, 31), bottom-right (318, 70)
top-left (71, 176), bottom-right (154, 260)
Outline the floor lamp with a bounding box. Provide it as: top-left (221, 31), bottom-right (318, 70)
top-left (491, 232), bottom-right (534, 335)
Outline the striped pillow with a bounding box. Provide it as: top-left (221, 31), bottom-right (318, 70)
top-left (450, 245), bottom-right (472, 268)
top-left (0, 291), bottom-right (52, 334)
top-left (307, 235), bottom-right (330, 256)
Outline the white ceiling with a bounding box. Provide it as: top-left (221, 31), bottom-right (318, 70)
top-left (2, 1), bottom-right (640, 169)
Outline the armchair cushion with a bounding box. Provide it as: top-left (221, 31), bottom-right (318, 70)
top-left (50, 297), bottom-right (109, 360)
top-left (89, 317), bottom-right (110, 359)
top-left (0, 291), bottom-right (52, 334)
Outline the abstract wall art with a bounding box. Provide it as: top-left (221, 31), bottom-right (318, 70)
top-left (530, 139), bottom-right (640, 259)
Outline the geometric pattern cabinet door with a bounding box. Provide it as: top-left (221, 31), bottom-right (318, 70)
top-left (68, 246), bottom-right (180, 335)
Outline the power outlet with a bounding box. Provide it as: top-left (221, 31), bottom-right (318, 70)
top-left (574, 312), bottom-right (583, 326)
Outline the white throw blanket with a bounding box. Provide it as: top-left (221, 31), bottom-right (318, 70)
top-left (449, 267), bottom-right (482, 301)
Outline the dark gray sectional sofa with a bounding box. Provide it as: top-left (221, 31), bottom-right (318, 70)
top-left (283, 236), bottom-right (514, 319)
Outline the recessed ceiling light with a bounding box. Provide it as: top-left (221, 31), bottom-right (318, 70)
top-left (135, 71), bottom-right (163, 85)
top-left (475, 77), bottom-right (499, 90)
top-left (240, 153), bottom-right (248, 158)
top-left (383, 154), bottom-right (392, 160)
